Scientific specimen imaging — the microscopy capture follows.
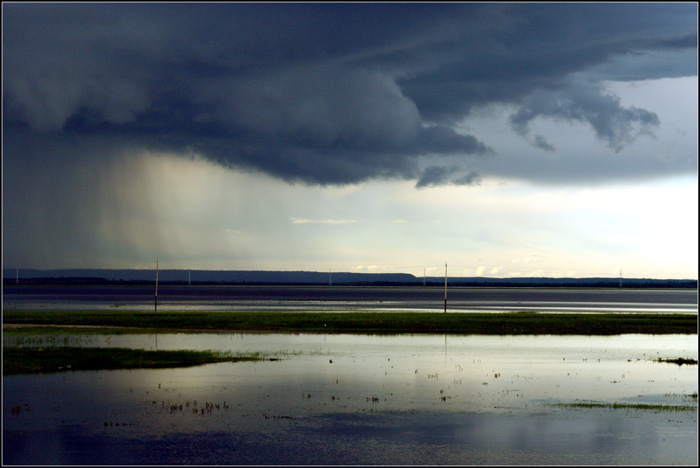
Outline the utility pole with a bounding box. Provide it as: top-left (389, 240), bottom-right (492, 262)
top-left (444, 262), bottom-right (448, 313)
top-left (619, 269), bottom-right (622, 288)
top-left (155, 258), bottom-right (159, 312)
top-left (423, 268), bottom-right (426, 286)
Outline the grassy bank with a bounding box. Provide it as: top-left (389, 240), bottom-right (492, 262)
top-left (3, 310), bottom-right (696, 335)
top-left (3, 346), bottom-right (266, 375)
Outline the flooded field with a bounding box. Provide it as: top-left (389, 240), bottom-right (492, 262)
top-left (3, 332), bottom-right (697, 464)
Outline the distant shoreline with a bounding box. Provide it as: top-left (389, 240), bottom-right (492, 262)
top-left (3, 268), bottom-right (698, 288)
top-left (3, 274), bottom-right (697, 289)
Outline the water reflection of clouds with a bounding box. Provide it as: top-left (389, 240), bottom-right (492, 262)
top-left (4, 333), bottom-right (697, 464)
top-left (5, 410), bottom-right (694, 465)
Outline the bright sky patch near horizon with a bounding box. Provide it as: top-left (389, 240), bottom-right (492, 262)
top-left (2, 3), bottom-right (697, 279)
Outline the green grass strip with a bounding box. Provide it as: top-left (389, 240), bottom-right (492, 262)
top-left (3, 346), bottom-right (265, 375)
top-left (2, 310), bottom-right (697, 335)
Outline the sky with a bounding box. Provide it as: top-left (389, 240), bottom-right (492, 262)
top-left (2, 2), bottom-right (698, 279)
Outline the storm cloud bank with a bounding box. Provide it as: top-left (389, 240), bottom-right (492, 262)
top-left (3, 3), bottom-right (696, 186)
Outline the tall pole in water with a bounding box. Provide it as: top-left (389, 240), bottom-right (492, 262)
top-left (443, 262), bottom-right (448, 312)
top-left (155, 258), bottom-right (159, 312)
top-left (329, 269), bottom-right (332, 286)
top-left (619, 269), bottom-right (622, 288)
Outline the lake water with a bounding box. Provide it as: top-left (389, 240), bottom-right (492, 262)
top-left (3, 285), bottom-right (697, 313)
top-left (3, 332), bottom-right (697, 465)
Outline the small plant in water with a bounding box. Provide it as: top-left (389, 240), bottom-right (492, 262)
top-left (654, 357), bottom-right (698, 366)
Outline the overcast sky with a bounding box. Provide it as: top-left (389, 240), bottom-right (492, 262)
top-left (3, 3), bottom-right (697, 278)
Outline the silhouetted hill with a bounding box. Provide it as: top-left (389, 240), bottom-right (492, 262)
top-left (2, 269), bottom-right (697, 288)
top-left (3, 269), bottom-right (414, 285)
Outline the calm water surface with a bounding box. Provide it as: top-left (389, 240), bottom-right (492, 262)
top-left (3, 333), bottom-right (697, 464)
top-left (3, 285), bottom-right (697, 313)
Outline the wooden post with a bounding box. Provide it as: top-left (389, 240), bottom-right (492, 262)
top-left (155, 258), bottom-right (159, 312)
top-left (444, 262), bottom-right (447, 313)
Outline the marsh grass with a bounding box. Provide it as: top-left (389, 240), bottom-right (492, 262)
top-left (2, 310), bottom-right (696, 335)
top-left (6, 334), bottom-right (93, 347)
top-left (2, 346), bottom-right (267, 376)
top-left (654, 357), bottom-right (698, 365)
top-left (552, 401), bottom-right (697, 412)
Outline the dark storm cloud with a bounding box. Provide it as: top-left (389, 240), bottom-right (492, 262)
top-left (415, 166), bottom-right (482, 189)
top-left (2, 2), bottom-right (697, 185)
top-left (531, 135), bottom-right (556, 153)
top-left (509, 81), bottom-right (661, 152)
